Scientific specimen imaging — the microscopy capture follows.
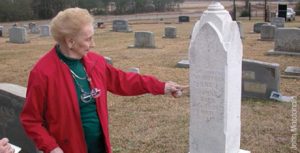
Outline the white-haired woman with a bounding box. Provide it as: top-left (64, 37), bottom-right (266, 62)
top-left (20, 7), bottom-right (183, 153)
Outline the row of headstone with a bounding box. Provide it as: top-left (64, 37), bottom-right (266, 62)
top-left (7, 25), bottom-right (50, 44)
top-left (176, 58), bottom-right (280, 100)
top-left (253, 17), bottom-right (285, 34)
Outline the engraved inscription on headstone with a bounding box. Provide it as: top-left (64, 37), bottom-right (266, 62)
top-left (189, 2), bottom-right (248, 153)
top-left (242, 59), bottom-right (280, 99)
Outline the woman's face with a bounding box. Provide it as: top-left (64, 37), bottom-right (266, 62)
top-left (69, 24), bottom-right (95, 58)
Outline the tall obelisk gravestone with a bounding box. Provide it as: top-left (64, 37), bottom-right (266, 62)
top-left (189, 2), bottom-right (250, 153)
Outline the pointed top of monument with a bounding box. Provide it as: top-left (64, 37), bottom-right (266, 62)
top-left (207, 1), bottom-right (225, 11)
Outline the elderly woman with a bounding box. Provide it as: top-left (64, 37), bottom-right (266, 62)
top-left (20, 8), bottom-right (183, 153)
top-left (0, 138), bottom-right (14, 153)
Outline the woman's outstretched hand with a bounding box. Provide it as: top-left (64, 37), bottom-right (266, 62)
top-left (164, 81), bottom-right (189, 98)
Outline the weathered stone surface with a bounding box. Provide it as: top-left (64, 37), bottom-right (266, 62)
top-left (284, 66), bottom-right (300, 76)
top-left (260, 24), bottom-right (276, 40)
top-left (40, 25), bottom-right (50, 37)
top-left (163, 26), bottom-right (177, 38)
top-left (9, 27), bottom-right (29, 43)
top-left (189, 2), bottom-right (248, 153)
top-left (133, 31), bottom-right (155, 48)
top-left (176, 60), bottom-right (189, 68)
top-left (253, 22), bottom-right (267, 33)
top-left (242, 59), bottom-right (280, 99)
top-left (271, 17), bottom-right (285, 27)
top-left (112, 20), bottom-right (132, 32)
top-left (274, 28), bottom-right (300, 53)
top-left (0, 83), bottom-right (37, 153)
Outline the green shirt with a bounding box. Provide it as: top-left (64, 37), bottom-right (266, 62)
top-left (56, 45), bottom-right (105, 153)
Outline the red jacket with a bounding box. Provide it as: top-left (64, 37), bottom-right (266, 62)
top-left (20, 47), bottom-right (165, 153)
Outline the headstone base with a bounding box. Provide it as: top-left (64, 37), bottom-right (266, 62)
top-left (162, 35), bottom-right (177, 38)
top-left (239, 149), bottom-right (251, 153)
top-left (128, 44), bottom-right (156, 49)
top-left (258, 38), bottom-right (273, 41)
top-left (176, 60), bottom-right (189, 68)
top-left (267, 50), bottom-right (300, 56)
top-left (188, 150), bottom-right (250, 153)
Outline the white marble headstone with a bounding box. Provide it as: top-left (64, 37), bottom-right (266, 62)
top-left (189, 2), bottom-right (249, 153)
top-left (40, 25), bottom-right (50, 37)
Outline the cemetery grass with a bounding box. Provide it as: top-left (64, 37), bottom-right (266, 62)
top-left (0, 17), bottom-right (300, 153)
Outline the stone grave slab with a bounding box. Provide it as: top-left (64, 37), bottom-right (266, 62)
top-left (260, 23), bottom-right (276, 41)
top-left (271, 17), bottom-right (285, 27)
top-left (189, 2), bottom-right (249, 153)
top-left (253, 22), bottom-right (267, 33)
top-left (176, 60), bottom-right (189, 68)
top-left (0, 83), bottom-right (38, 153)
top-left (163, 26), bottom-right (177, 38)
top-left (267, 28), bottom-right (300, 55)
top-left (284, 66), bottom-right (300, 76)
top-left (40, 25), bottom-right (50, 37)
top-left (112, 20), bottom-right (132, 32)
top-left (242, 59), bottom-right (280, 99)
top-left (129, 31), bottom-right (155, 48)
top-left (9, 27), bottom-right (29, 43)
top-left (179, 16), bottom-right (190, 22)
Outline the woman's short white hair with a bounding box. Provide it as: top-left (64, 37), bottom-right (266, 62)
top-left (50, 7), bottom-right (94, 43)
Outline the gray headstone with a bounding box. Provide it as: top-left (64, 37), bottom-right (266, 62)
top-left (30, 24), bottom-right (40, 34)
top-left (133, 31), bottom-right (155, 48)
top-left (112, 20), bottom-right (131, 32)
top-left (40, 25), bottom-right (50, 37)
top-left (0, 83), bottom-right (38, 153)
top-left (189, 2), bottom-right (249, 153)
top-left (271, 17), bottom-right (285, 28)
top-left (284, 66), bottom-right (300, 76)
top-left (274, 28), bottom-right (300, 53)
top-left (176, 60), bottom-right (189, 68)
top-left (242, 59), bottom-right (280, 99)
top-left (163, 26), bottom-right (177, 38)
top-left (28, 22), bottom-right (35, 30)
top-left (237, 21), bottom-right (244, 39)
top-left (260, 24), bottom-right (276, 41)
top-left (9, 27), bottom-right (29, 44)
top-left (127, 67), bottom-right (140, 73)
top-left (253, 22), bottom-right (267, 33)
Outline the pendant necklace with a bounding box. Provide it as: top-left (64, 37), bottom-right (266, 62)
top-left (61, 60), bottom-right (101, 103)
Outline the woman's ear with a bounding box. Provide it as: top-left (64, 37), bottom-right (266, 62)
top-left (65, 37), bottom-right (75, 50)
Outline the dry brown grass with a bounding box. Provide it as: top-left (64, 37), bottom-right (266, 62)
top-left (0, 15), bottom-right (300, 153)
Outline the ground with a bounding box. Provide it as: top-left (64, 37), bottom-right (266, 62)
top-left (0, 1), bottom-right (299, 153)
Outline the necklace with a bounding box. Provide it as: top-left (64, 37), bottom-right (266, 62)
top-left (60, 60), bottom-right (101, 103)
top-left (70, 69), bottom-right (87, 80)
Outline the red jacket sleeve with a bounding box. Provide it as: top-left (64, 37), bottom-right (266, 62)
top-left (20, 69), bottom-right (58, 153)
top-left (105, 63), bottom-right (165, 96)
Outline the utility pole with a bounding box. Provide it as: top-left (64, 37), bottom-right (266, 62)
top-left (233, 0), bottom-right (236, 21)
top-left (264, 0), bottom-right (267, 22)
